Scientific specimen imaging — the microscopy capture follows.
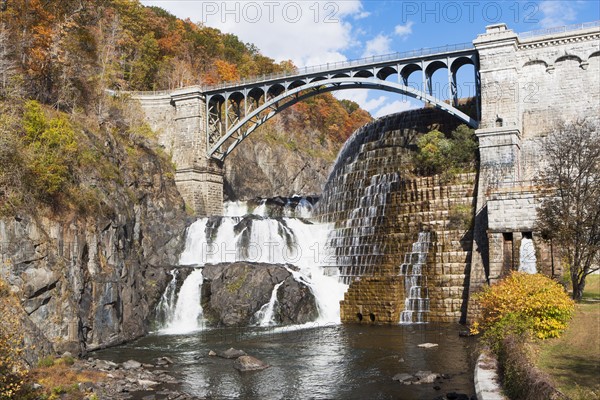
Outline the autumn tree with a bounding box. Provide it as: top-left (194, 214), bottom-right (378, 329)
top-left (536, 119), bottom-right (600, 301)
top-left (414, 125), bottom-right (477, 176)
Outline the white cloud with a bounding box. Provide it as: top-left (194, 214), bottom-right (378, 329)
top-left (362, 34), bottom-right (392, 58)
top-left (374, 100), bottom-right (417, 118)
top-left (140, 1), bottom-right (365, 67)
top-left (354, 11), bottom-right (371, 20)
top-left (538, 1), bottom-right (578, 28)
top-left (334, 89), bottom-right (387, 114)
top-left (394, 21), bottom-right (414, 38)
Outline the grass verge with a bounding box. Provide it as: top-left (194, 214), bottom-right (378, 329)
top-left (537, 274), bottom-right (600, 400)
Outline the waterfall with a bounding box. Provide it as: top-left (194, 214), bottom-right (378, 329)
top-left (158, 202), bottom-right (347, 333)
top-left (296, 198), bottom-right (314, 219)
top-left (155, 269), bottom-right (178, 326)
top-left (324, 172), bottom-right (400, 284)
top-left (160, 268), bottom-right (205, 334)
top-left (253, 199), bottom-right (268, 217)
top-left (518, 237), bottom-right (537, 274)
top-left (399, 232), bottom-right (431, 324)
top-left (223, 201), bottom-right (248, 217)
top-left (315, 109), bottom-right (467, 288)
top-left (255, 281), bottom-right (284, 326)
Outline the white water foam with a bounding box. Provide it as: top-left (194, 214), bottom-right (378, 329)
top-left (255, 281), bottom-right (284, 326)
top-left (160, 268), bottom-right (205, 334)
top-left (160, 213), bottom-right (347, 334)
top-left (518, 237), bottom-right (537, 274)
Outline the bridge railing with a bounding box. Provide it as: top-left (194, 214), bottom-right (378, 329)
top-left (518, 20), bottom-right (600, 40)
top-left (202, 42), bottom-right (475, 92)
top-left (124, 42), bottom-right (474, 96)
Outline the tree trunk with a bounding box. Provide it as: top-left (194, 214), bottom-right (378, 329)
top-left (572, 275), bottom-right (585, 301)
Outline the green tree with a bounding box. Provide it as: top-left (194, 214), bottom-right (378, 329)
top-left (536, 119), bottom-right (600, 301)
top-left (414, 125), bottom-right (477, 176)
top-left (415, 130), bottom-right (452, 174)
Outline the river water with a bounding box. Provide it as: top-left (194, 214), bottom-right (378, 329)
top-left (96, 200), bottom-right (476, 399)
top-left (96, 323), bottom-right (475, 399)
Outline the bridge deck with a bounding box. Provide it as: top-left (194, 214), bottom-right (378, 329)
top-left (203, 42), bottom-right (475, 94)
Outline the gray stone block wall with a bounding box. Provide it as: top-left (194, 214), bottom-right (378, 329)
top-left (487, 190), bottom-right (538, 232)
top-left (135, 89), bottom-right (224, 216)
top-left (467, 23), bottom-right (599, 320)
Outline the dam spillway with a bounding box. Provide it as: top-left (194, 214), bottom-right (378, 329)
top-left (317, 108), bottom-right (477, 324)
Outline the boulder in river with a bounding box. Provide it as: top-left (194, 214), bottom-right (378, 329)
top-left (201, 262), bottom-right (318, 326)
top-left (218, 348), bottom-right (247, 359)
top-left (233, 355), bottom-right (270, 371)
top-left (393, 370), bottom-right (441, 385)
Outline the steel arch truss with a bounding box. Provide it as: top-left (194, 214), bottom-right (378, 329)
top-left (205, 51), bottom-right (479, 160)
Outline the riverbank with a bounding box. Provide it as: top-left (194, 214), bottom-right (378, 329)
top-left (536, 275), bottom-right (600, 399)
top-left (26, 354), bottom-right (196, 399)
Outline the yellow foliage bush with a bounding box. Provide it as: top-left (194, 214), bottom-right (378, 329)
top-left (21, 100), bottom-right (79, 200)
top-left (472, 271), bottom-right (575, 340)
top-left (0, 280), bottom-right (27, 399)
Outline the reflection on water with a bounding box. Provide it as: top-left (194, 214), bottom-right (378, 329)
top-left (96, 323), bottom-right (475, 400)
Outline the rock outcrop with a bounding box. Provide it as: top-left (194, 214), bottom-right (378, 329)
top-left (0, 137), bottom-right (188, 357)
top-left (224, 139), bottom-right (331, 201)
top-left (233, 355), bottom-right (270, 371)
top-left (201, 262), bottom-right (318, 326)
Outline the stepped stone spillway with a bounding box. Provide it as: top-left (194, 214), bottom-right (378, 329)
top-left (318, 108), bottom-right (476, 324)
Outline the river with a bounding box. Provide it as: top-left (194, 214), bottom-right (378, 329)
top-left (96, 322), bottom-right (475, 399)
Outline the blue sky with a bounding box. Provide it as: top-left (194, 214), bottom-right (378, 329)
top-left (140, 0), bottom-right (600, 117)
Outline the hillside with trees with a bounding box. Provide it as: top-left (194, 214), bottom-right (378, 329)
top-left (0, 0), bottom-right (371, 200)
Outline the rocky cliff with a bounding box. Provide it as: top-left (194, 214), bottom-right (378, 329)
top-left (223, 106), bottom-right (370, 201)
top-left (0, 113), bottom-right (188, 357)
top-left (224, 139), bottom-right (332, 201)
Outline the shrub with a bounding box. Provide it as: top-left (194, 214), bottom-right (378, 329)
top-left (414, 124), bottom-right (477, 176)
top-left (448, 124), bottom-right (478, 169)
top-left (0, 280), bottom-right (27, 399)
top-left (21, 100), bottom-right (79, 200)
top-left (447, 203), bottom-right (473, 231)
top-left (471, 271), bottom-right (575, 340)
top-left (497, 334), bottom-right (567, 400)
top-left (37, 356), bottom-right (56, 368)
top-left (414, 130), bottom-right (452, 174)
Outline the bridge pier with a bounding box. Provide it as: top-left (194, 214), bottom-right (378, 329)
top-left (135, 88), bottom-right (224, 216)
top-left (175, 166), bottom-right (223, 216)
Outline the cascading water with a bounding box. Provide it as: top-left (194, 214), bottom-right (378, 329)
top-left (399, 232), bottom-right (431, 324)
top-left (254, 281), bottom-right (284, 326)
top-left (154, 269), bottom-right (178, 326)
top-left (317, 109), bottom-right (466, 286)
top-left (518, 236), bottom-right (537, 274)
top-left (161, 269), bottom-right (205, 334)
top-left (328, 172), bottom-right (399, 284)
top-left (157, 200), bottom-right (347, 333)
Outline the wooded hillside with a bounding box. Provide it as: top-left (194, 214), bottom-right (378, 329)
top-left (0, 0), bottom-right (371, 202)
top-left (0, 0), bottom-right (369, 138)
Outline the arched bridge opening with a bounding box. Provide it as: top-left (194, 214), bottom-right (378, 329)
top-left (204, 46), bottom-right (479, 160)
